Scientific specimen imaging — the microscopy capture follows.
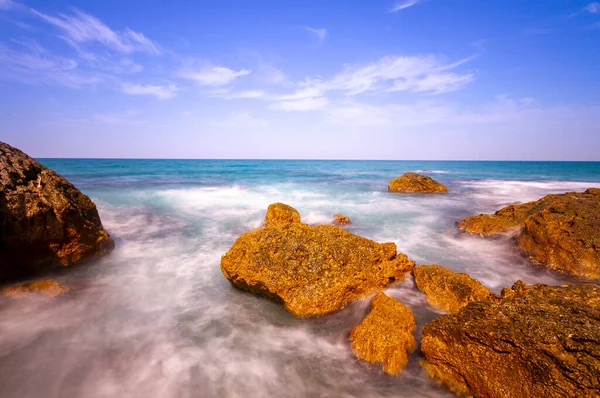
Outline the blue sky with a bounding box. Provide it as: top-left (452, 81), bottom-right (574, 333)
top-left (0, 0), bottom-right (599, 160)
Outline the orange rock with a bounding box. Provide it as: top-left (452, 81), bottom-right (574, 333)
top-left (221, 204), bottom-right (415, 317)
top-left (421, 281), bottom-right (600, 397)
top-left (388, 172), bottom-right (448, 194)
top-left (458, 188), bottom-right (600, 279)
top-left (332, 213), bottom-right (351, 225)
top-left (349, 292), bottom-right (416, 375)
top-left (263, 202), bottom-right (301, 227)
top-left (413, 264), bottom-right (492, 313)
top-left (1, 280), bottom-right (69, 299)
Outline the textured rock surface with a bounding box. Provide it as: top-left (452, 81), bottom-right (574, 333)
top-left (221, 204), bottom-right (415, 317)
top-left (349, 292), bottom-right (416, 375)
top-left (263, 202), bottom-right (301, 227)
top-left (413, 264), bottom-right (492, 313)
top-left (0, 142), bottom-right (115, 280)
top-left (1, 280), bottom-right (69, 299)
top-left (388, 172), bottom-right (448, 194)
top-left (421, 281), bottom-right (600, 397)
top-left (333, 213), bottom-right (351, 225)
top-left (458, 189), bottom-right (600, 279)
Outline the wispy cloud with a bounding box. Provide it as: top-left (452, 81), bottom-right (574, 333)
top-left (306, 27), bottom-right (327, 46)
top-left (269, 97), bottom-right (328, 111)
top-left (389, 0), bottom-right (420, 13)
top-left (0, 40), bottom-right (101, 87)
top-left (121, 82), bottom-right (178, 99)
top-left (92, 110), bottom-right (146, 125)
top-left (177, 64), bottom-right (251, 86)
top-left (210, 88), bottom-right (266, 99)
top-left (269, 53), bottom-right (475, 111)
top-left (585, 2), bottom-right (600, 14)
top-left (32, 9), bottom-right (160, 54)
top-left (0, 0), bottom-right (14, 10)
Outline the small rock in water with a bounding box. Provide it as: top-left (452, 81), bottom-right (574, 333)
top-left (349, 292), bottom-right (416, 375)
top-left (413, 264), bottom-right (492, 313)
top-left (421, 281), bottom-right (600, 397)
top-left (332, 213), bottom-right (351, 225)
top-left (1, 280), bottom-right (70, 299)
top-left (388, 172), bottom-right (448, 194)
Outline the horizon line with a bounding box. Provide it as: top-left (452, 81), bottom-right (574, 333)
top-left (36, 157), bottom-right (600, 162)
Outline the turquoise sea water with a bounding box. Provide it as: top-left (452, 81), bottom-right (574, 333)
top-left (1, 160), bottom-right (599, 398)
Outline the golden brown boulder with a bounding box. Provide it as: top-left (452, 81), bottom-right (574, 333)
top-left (458, 189), bottom-right (600, 279)
top-left (263, 202), bottom-right (301, 227)
top-left (421, 281), bottom-right (600, 397)
top-left (1, 280), bottom-right (69, 299)
top-left (0, 142), bottom-right (115, 280)
top-left (413, 264), bottom-right (492, 313)
top-left (388, 172), bottom-right (448, 194)
top-left (349, 292), bottom-right (416, 375)
top-left (332, 213), bottom-right (351, 225)
top-left (221, 204), bottom-right (415, 317)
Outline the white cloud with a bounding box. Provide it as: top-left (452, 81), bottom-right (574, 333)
top-left (269, 97), bottom-right (328, 111)
top-left (586, 2), bottom-right (600, 14)
top-left (32, 9), bottom-right (160, 54)
top-left (306, 27), bottom-right (327, 45)
top-left (389, 0), bottom-right (420, 13)
top-left (121, 82), bottom-right (178, 99)
top-left (275, 54), bottom-right (475, 103)
top-left (177, 64), bottom-right (251, 86)
top-left (211, 89), bottom-right (266, 99)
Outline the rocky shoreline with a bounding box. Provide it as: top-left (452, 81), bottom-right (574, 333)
top-left (2, 141), bottom-right (599, 397)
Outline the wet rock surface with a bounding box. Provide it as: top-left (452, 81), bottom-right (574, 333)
top-left (421, 281), bottom-right (600, 397)
top-left (413, 264), bottom-right (492, 313)
top-left (388, 172), bottom-right (448, 194)
top-left (0, 141), bottom-right (115, 280)
top-left (220, 204), bottom-right (415, 317)
top-left (1, 280), bottom-right (69, 299)
top-left (349, 292), bottom-right (416, 375)
top-left (458, 189), bottom-right (600, 279)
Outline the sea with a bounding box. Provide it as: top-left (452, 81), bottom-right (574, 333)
top-left (1, 159), bottom-right (599, 398)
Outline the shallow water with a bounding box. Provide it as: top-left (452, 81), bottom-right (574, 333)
top-left (1, 160), bottom-right (599, 398)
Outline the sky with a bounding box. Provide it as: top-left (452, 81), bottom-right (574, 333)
top-left (0, 0), bottom-right (599, 160)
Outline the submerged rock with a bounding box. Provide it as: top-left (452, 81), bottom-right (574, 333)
top-left (349, 292), bottom-right (416, 375)
top-left (0, 141), bottom-right (115, 280)
top-left (388, 172), bottom-right (448, 194)
top-left (1, 280), bottom-right (69, 299)
top-left (333, 213), bottom-right (351, 225)
top-left (413, 264), bottom-right (492, 313)
top-left (421, 281), bottom-right (600, 397)
top-left (221, 204), bottom-right (415, 317)
top-left (458, 189), bottom-right (600, 279)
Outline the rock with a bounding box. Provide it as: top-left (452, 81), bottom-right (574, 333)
top-left (263, 202), bottom-right (301, 227)
top-left (388, 172), bottom-right (448, 194)
top-left (333, 213), bottom-right (351, 225)
top-left (1, 280), bottom-right (70, 299)
top-left (0, 142), bottom-right (115, 280)
top-left (458, 189), bottom-right (600, 279)
top-left (421, 281), bottom-right (600, 397)
top-left (412, 264), bottom-right (492, 313)
top-left (349, 292), bottom-right (416, 375)
top-left (221, 204), bottom-right (415, 317)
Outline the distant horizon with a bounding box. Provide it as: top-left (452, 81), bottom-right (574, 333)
top-left (1, 0), bottom-right (600, 160)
